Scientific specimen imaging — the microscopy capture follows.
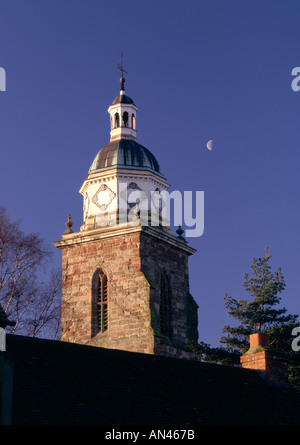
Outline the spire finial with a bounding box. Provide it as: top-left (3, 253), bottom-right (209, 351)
top-left (117, 53), bottom-right (127, 92)
top-left (63, 214), bottom-right (74, 234)
top-left (176, 225), bottom-right (187, 243)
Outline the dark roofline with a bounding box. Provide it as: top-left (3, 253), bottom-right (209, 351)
top-left (5, 334), bottom-right (300, 425)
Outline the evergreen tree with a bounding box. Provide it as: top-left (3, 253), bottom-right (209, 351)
top-left (190, 247), bottom-right (300, 388)
top-left (220, 247), bottom-right (298, 355)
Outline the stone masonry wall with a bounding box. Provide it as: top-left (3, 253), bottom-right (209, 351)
top-left (140, 231), bottom-right (198, 357)
top-left (57, 227), bottom-right (198, 358)
top-left (60, 231), bottom-right (154, 354)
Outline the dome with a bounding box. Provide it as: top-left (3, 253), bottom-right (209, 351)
top-left (112, 94), bottom-right (134, 105)
top-left (89, 139), bottom-right (164, 177)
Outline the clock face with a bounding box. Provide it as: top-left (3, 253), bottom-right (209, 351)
top-left (92, 184), bottom-right (116, 211)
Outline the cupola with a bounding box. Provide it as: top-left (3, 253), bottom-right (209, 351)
top-left (108, 73), bottom-right (138, 142)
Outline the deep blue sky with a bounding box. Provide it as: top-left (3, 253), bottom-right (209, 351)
top-left (0, 0), bottom-right (299, 346)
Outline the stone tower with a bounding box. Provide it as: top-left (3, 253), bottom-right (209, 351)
top-left (53, 70), bottom-right (199, 358)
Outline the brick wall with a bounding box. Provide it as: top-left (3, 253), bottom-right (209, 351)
top-left (240, 351), bottom-right (267, 372)
top-left (240, 350), bottom-right (289, 383)
top-left (240, 334), bottom-right (289, 383)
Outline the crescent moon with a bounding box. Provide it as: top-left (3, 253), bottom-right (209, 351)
top-left (206, 140), bottom-right (213, 151)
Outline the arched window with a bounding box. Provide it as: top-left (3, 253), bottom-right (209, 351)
top-left (131, 113), bottom-right (136, 130)
top-left (123, 111), bottom-right (129, 127)
top-left (92, 270), bottom-right (108, 337)
top-left (160, 273), bottom-right (172, 338)
top-left (114, 113), bottom-right (120, 128)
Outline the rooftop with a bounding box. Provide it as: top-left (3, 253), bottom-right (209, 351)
top-left (88, 138), bottom-right (164, 177)
top-left (5, 334), bottom-right (300, 425)
top-left (112, 94), bottom-right (135, 105)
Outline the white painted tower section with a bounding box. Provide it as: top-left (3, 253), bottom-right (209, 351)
top-left (108, 90), bottom-right (139, 142)
top-left (79, 75), bottom-right (169, 231)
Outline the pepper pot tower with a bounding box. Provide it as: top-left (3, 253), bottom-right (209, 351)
top-left (54, 68), bottom-right (199, 358)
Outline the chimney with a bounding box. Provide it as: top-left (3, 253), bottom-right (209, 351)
top-left (0, 304), bottom-right (15, 330)
top-left (240, 333), bottom-right (289, 384)
top-left (0, 304), bottom-right (15, 425)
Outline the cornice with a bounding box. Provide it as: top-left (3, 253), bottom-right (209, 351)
top-left (53, 224), bottom-right (196, 256)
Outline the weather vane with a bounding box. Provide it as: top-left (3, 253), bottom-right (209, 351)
top-left (118, 53), bottom-right (127, 91)
top-left (117, 53), bottom-right (127, 77)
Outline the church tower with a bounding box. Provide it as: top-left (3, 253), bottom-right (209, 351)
top-left (54, 68), bottom-right (199, 358)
